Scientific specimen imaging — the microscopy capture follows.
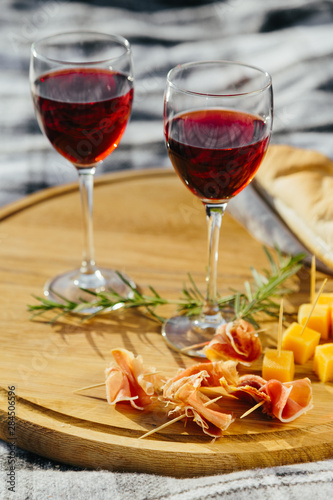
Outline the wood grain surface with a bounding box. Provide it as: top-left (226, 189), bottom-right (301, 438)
top-left (0, 146), bottom-right (332, 476)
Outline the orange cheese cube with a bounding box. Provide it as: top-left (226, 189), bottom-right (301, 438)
top-left (314, 343), bottom-right (333, 383)
top-left (262, 349), bottom-right (295, 383)
top-left (298, 303), bottom-right (331, 340)
top-left (317, 292), bottom-right (333, 306)
top-left (281, 322), bottom-right (320, 364)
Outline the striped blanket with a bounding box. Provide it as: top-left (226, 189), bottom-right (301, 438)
top-left (0, 0), bottom-right (333, 498)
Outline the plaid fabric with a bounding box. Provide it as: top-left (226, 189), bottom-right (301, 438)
top-left (1, 0), bottom-right (333, 497)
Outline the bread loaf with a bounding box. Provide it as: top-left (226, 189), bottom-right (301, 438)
top-left (254, 145), bottom-right (333, 270)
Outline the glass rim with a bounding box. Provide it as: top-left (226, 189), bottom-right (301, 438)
top-left (31, 31), bottom-right (131, 66)
top-left (166, 60), bottom-right (272, 97)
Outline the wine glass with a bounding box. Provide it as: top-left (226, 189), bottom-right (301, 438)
top-left (162, 60), bottom-right (273, 356)
top-left (30, 31), bottom-right (134, 313)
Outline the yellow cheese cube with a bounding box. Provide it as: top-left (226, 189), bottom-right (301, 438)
top-left (262, 349), bottom-right (295, 383)
top-left (317, 292), bottom-right (333, 306)
top-left (314, 343), bottom-right (333, 382)
top-left (298, 303), bottom-right (331, 340)
top-left (281, 322), bottom-right (321, 364)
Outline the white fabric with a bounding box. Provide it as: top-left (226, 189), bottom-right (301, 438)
top-left (1, 440), bottom-right (332, 500)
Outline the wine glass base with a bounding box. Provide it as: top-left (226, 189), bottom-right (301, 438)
top-left (161, 314), bottom-right (226, 358)
top-left (44, 267), bottom-right (136, 315)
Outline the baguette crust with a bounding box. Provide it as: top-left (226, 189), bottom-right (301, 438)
top-left (255, 145), bottom-right (333, 269)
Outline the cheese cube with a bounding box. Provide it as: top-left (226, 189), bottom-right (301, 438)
top-left (262, 349), bottom-right (295, 383)
top-left (298, 303), bottom-right (331, 340)
top-left (317, 292), bottom-right (333, 306)
top-left (281, 322), bottom-right (321, 364)
top-left (314, 343), bottom-right (333, 383)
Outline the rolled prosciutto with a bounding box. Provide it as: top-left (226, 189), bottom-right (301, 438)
top-left (105, 348), bottom-right (164, 410)
top-left (203, 319), bottom-right (262, 366)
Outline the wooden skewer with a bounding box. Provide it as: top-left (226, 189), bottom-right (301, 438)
top-left (311, 255), bottom-right (316, 303)
top-left (138, 414), bottom-right (186, 440)
top-left (251, 328), bottom-right (268, 335)
top-left (300, 278), bottom-right (327, 336)
top-left (199, 386), bottom-right (228, 396)
top-left (202, 395), bottom-right (223, 406)
top-left (138, 395), bottom-right (223, 440)
top-left (180, 341), bottom-right (209, 352)
top-left (74, 371), bottom-right (163, 394)
top-left (73, 382), bottom-right (105, 393)
top-left (277, 299), bottom-right (284, 357)
top-left (142, 371), bottom-right (163, 377)
top-left (240, 400), bottom-right (265, 419)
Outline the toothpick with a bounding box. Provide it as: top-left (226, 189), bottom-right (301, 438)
top-left (180, 341), bottom-right (209, 352)
top-left (199, 386), bottom-right (228, 396)
top-left (73, 382), bottom-right (105, 393)
top-left (301, 278), bottom-right (327, 335)
top-left (74, 370), bottom-right (163, 395)
top-left (252, 328), bottom-right (268, 335)
top-left (138, 413), bottom-right (186, 440)
top-left (311, 255), bottom-right (316, 303)
top-left (240, 400), bottom-right (265, 419)
top-left (203, 395), bottom-right (224, 406)
top-left (277, 299), bottom-right (284, 357)
top-left (138, 395), bottom-right (223, 440)
top-left (143, 371), bottom-right (163, 377)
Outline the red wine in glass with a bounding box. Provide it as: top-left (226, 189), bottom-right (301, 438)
top-left (33, 68), bottom-right (133, 168)
top-left (162, 60), bottom-right (273, 355)
top-left (30, 32), bottom-right (135, 312)
top-left (165, 109), bottom-right (269, 203)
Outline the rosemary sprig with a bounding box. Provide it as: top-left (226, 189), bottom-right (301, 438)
top-left (177, 247), bottom-right (305, 325)
top-left (28, 271), bottom-right (177, 323)
top-left (230, 247), bottom-right (305, 326)
top-left (28, 247), bottom-right (305, 324)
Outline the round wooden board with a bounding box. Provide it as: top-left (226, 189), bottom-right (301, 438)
top-left (0, 146), bottom-right (333, 477)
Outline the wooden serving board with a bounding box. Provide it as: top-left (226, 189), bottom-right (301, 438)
top-left (0, 146), bottom-right (333, 477)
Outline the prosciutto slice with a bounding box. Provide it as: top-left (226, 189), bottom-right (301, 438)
top-left (162, 371), bottom-right (235, 437)
top-left (220, 373), bottom-right (268, 403)
top-left (105, 348), bottom-right (164, 410)
top-left (260, 378), bottom-right (313, 422)
top-left (203, 319), bottom-right (262, 366)
top-left (238, 374), bottom-right (267, 389)
top-left (223, 374), bottom-right (313, 423)
top-left (163, 359), bottom-right (239, 391)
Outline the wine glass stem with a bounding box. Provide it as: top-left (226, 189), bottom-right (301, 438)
top-left (203, 202), bottom-right (227, 318)
top-left (78, 167), bottom-right (97, 275)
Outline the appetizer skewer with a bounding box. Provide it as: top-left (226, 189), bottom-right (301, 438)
top-left (73, 348), bottom-right (314, 439)
top-left (282, 279), bottom-right (326, 364)
top-left (262, 300), bottom-right (295, 383)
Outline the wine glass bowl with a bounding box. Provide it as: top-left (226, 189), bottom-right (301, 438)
top-left (163, 60), bottom-right (273, 355)
top-left (30, 32), bottom-right (134, 311)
